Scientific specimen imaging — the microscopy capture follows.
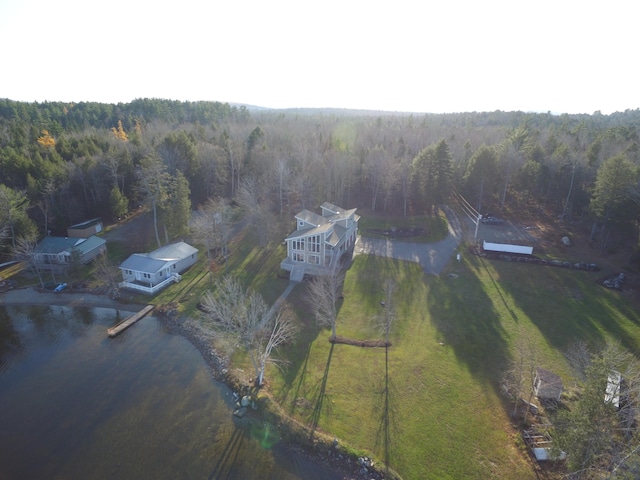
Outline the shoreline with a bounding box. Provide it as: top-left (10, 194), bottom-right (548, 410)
top-left (0, 286), bottom-right (394, 480)
top-left (0, 286), bottom-right (141, 312)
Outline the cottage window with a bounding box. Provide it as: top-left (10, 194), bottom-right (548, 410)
top-left (308, 254), bottom-right (319, 265)
top-left (309, 235), bottom-right (320, 253)
top-left (298, 220), bottom-right (304, 227)
top-left (293, 239), bottom-right (304, 251)
top-left (293, 252), bottom-right (304, 262)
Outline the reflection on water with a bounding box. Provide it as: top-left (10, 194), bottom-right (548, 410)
top-left (0, 306), bottom-right (339, 480)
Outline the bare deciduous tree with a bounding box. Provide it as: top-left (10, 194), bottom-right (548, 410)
top-left (93, 251), bottom-right (120, 298)
top-left (274, 158), bottom-right (290, 216)
top-left (200, 276), bottom-right (297, 386)
top-left (376, 280), bottom-right (395, 345)
top-left (306, 271), bottom-right (343, 341)
top-left (191, 198), bottom-right (234, 282)
top-left (136, 153), bottom-right (170, 248)
top-left (257, 305), bottom-right (298, 385)
top-left (13, 236), bottom-right (45, 288)
top-left (501, 329), bottom-right (538, 421)
top-left (236, 177), bottom-right (277, 247)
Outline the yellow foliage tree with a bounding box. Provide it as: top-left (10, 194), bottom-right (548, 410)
top-left (37, 130), bottom-right (56, 148)
top-left (111, 120), bottom-right (128, 141)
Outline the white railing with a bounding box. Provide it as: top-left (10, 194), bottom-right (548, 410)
top-left (119, 273), bottom-right (181, 295)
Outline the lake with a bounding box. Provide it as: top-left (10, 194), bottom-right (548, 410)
top-left (0, 305), bottom-right (340, 480)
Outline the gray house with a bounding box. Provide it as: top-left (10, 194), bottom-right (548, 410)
top-left (33, 235), bottom-right (106, 266)
top-left (281, 202), bottom-right (359, 281)
top-left (119, 241), bottom-right (198, 295)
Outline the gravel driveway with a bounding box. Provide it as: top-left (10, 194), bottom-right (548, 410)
top-left (353, 205), bottom-right (542, 275)
top-left (354, 206), bottom-right (463, 275)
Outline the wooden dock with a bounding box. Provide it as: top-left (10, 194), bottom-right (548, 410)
top-left (107, 305), bottom-right (154, 337)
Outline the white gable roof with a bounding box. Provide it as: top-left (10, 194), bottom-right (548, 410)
top-left (120, 254), bottom-right (172, 274)
top-left (149, 241), bottom-right (198, 260)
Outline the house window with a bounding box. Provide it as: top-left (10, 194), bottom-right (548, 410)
top-left (293, 239), bottom-right (304, 251)
top-left (293, 252), bottom-right (304, 262)
top-left (298, 220), bottom-right (304, 227)
top-left (308, 254), bottom-right (319, 265)
top-left (143, 273), bottom-right (151, 279)
top-left (306, 235), bottom-right (320, 253)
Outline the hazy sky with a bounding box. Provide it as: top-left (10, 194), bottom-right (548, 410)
top-left (1, 0), bottom-right (637, 114)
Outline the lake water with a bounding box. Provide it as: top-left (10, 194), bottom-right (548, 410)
top-left (0, 305), bottom-right (340, 480)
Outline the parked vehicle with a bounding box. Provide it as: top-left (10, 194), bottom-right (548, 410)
top-left (481, 214), bottom-right (504, 225)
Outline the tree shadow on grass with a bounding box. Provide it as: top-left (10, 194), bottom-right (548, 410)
top-left (492, 261), bottom-right (619, 352)
top-left (284, 341), bottom-right (313, 414)
top-left (208, 424), bottom-right (246, 480)
top-left (309, 343), bottom-right (335, 436)
top-left (277, 280), bottom-right (345, 402)
top-left (272, 284), bottom-right (320, 375)
top-left (374, 345), bottom-right (400, 476)
top-left (427, 257), bottom-right (510, 384)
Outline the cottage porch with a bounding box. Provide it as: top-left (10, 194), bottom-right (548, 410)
top-left (119, 273), bottom-right (182, 295)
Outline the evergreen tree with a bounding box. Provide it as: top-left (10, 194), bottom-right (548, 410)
top-left (159, 171), bottom-right (191, 241)
top-left (590, 154), bottom-right (637, 222)
top-left (109, 185), bottom-right (128, 220)
top-left (463, 145), bottom-right (498, 212)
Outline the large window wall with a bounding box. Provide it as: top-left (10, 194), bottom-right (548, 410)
top-left (291, 234), bottom-right (322, 263)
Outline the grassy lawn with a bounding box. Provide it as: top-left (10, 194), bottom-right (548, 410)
top-left (358, 209), bottom-right (449, 243)
top-left (151, 228), bottom-right (292, 316)
top-left (263, 252), bottom-right (640, 479)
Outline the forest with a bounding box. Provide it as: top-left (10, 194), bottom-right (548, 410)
top-left (2, 97), bottom-right (640, 260)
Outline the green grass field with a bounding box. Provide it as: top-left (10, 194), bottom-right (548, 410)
top-left (358, 209), bottom-right (449, 243)
top-left (127, 218), bottom-right (640, 480)
top-left (263, 252), bottom-right (640, 479)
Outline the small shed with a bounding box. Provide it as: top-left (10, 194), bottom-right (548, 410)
top-left (483, 241), bottom-right (533, 255)
top-left (67, 218), bottom-right (103, 238)
top-left (534, 368), bottom-right (563, 402)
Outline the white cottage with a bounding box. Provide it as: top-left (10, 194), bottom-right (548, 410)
top-left (281, 202), bottom-right (359, 281)
top-left (119, 241), bottom-right (198, 295)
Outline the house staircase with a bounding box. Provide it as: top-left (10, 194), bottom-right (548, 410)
top-left (289, 265), bottom-right (305, 282)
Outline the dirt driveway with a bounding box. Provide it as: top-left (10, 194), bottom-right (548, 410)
top-left (461, 214), bottom-right (539, 246)
top-left (102, 209), bottom-right (157, 250)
